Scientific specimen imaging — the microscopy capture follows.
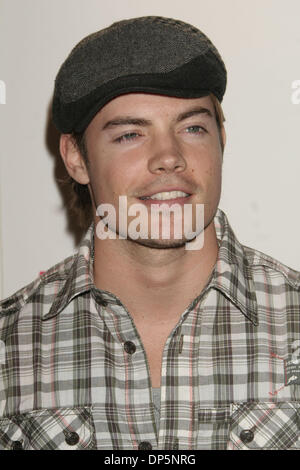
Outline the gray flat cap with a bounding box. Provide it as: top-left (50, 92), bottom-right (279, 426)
top-left (52, 16), bottom-right (227, 133)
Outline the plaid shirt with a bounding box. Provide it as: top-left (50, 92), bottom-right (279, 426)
top-left (0, 209), bottom-right (299, 450)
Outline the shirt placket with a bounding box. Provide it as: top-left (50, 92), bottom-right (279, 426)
top-left (93, 291), bottom-right (158, 450)
top-left (158, 303), bottom-right (202, 450)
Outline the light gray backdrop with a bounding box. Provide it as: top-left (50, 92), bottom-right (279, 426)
top-left (1, 0), bottom-right (300, 298)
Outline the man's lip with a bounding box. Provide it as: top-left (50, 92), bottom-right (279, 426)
top-left (137, 188), bottom-right (193, 199)
top-left (137, 195), bottom-right (193, 206)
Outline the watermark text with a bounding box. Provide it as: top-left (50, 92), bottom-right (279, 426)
top-left (291, 80), bottom-right (300, 104)
top-left (0, 80), bottom-right (6, 104)
top-left (95, 196), bottom-right (205, 250)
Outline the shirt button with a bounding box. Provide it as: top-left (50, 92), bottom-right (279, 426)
top-left (124, 341), bottom-right (136, 354)
top-left (240, 429), bottom-right (254, 444)
top-left (138, 441), bottom-right (152, 450)
top-left (11, 440), bottom-right (23, 450)
top-left (64, 431), bottom-right (80, 445)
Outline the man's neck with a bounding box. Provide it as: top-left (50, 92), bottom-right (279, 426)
top-left (92, 219), bottom-right (219, 323)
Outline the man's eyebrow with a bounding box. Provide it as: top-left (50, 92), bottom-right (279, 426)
top-left (102, 106), bottom-right (214, 130)
top-left (102, 117), bottom-right (152, 130)
top-left (176, 106), bottom-right (214, 122)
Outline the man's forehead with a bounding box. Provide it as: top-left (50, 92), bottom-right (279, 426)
top-left (94, 93), bottom-right (214, 122)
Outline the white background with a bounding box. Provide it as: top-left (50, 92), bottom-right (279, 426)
top-left (0, 0), bottom-right (300, 299)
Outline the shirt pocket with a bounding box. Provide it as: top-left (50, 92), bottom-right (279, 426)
top-left (228, 402), bottom-right (300, 450)
top-left (0, 407), bottom-right (96, 450)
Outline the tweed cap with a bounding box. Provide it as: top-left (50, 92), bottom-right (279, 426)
top-left (52, 16), bottom-right (227, 133)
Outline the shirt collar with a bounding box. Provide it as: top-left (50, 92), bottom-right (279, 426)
top-left (44, 224), bottom-right (95, 320)
top-left (210, 209), bottom-right (258, 325)
top-left (44, 209), bottom-right (258, 325)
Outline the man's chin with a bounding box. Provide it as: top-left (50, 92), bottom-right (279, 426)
top-left (125, 236), bottom-right (192, 250)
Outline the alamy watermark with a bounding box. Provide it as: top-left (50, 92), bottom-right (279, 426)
top-left (0, 80), bottom-right (6, 104)
top-left (291, 80), bottom-right (300, 104)
top-left (95, 196), bottom-right (205, 250)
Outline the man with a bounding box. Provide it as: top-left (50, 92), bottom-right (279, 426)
top-left (0, 16), bottom-right (299, 451)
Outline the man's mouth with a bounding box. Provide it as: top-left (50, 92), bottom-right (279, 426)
top-left (139, 190), bottom-right (191, 201)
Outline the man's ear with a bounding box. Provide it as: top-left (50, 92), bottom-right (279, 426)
top-left (220, 126), bottom-right (226, 150)
top-left (59, 134), bottom-right (90, 185)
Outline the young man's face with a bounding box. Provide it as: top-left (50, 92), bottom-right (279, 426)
top-left (83, 93), bottom-right (225, 248)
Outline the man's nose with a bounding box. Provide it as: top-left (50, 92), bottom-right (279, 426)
top-left (147, 132), bottom-right (187, 174)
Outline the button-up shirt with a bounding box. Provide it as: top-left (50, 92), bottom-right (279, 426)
top-left (0, 209), bottom-right (299, 450)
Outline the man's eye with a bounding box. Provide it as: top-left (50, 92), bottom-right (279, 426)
top-left (115, 132), bottom-right (139, 143)
top-left (186, 125), bottom-right (206, 134)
